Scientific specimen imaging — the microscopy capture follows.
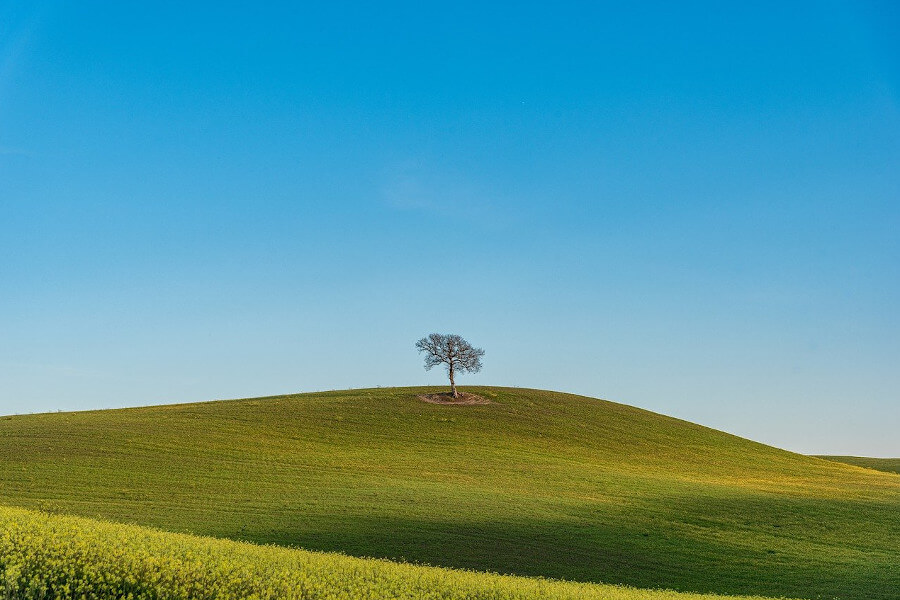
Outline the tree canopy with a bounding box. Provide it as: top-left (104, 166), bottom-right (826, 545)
top-left (415, 333), bottom-right (484, 398)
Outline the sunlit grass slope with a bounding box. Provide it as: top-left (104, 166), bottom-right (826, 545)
top-left (1, 387), bottom-right (898, 599)
top-left (816, 455), bottom-right (900, 475)
top-left (0, 505), bottom-right (786, 600)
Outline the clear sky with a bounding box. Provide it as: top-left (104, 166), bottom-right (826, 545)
top-left (1, 1), bottom-right (898, 456)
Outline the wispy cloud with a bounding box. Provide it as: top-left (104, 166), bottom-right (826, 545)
top-left (0, 145), bottom-right (31, 157)
top-left (0, 17), bottom-right (34, 98)
top-left (0, 3), bottom-right (49, 137)
top-left (380, 161), bottom-right (511, 227)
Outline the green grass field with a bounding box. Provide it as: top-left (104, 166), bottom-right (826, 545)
top-left (0, 505), bottom-right (788, 600)
top-left (816, 455), bottom-right (900, 475)
top-left (1, 387), bottom-right (898, 599)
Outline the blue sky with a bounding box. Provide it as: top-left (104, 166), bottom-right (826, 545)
top-left (1, 1), bottom-right (898, 455)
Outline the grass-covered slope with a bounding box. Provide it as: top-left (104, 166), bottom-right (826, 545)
top-left (815, 455), bottom-right (900, 475)
top-left (1, 387), bottom-right (897, 600)
top-left (0, 505), bottom-right (786, 600)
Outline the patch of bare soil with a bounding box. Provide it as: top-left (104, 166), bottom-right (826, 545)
top-left (417, 392), bottom-right (491, 405)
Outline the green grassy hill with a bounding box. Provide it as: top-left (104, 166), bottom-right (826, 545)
top-left (815, 455), bottom-right (900, 475)
top-left (1, 387), bottom-right (897, 599)
top-left (0, 505), bottom-right (789, 600)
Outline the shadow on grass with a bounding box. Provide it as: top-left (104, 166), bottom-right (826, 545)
top-left (233, 495), bottom-right (899, 600)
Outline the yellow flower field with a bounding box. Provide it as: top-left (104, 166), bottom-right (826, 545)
top-left (0, 505), bottom-right (783, 600)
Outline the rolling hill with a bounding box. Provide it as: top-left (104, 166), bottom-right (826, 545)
top-left (1, 387), bottom-right (897, 599)
top-left (815, 455), bottom-right (900, 475)
top-left (0, 504), bottom-right (789, 600)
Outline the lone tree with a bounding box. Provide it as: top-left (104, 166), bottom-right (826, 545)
top-left (415, 333), bottom-right (484, 398)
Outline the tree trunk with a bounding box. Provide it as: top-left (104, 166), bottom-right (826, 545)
top-left (449, 364), bottom-right (458, 398)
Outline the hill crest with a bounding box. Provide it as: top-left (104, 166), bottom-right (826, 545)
top-left (1, 386), bottom-right (897, 600)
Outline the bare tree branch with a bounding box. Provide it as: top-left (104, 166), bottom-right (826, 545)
top-left (415, 333), bottom-right (484, 398)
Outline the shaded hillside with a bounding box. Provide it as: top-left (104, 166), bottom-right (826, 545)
top-left (0, 504), bottom-right (790, 600)
top-left (1, 387), bottom-right (897, 599)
